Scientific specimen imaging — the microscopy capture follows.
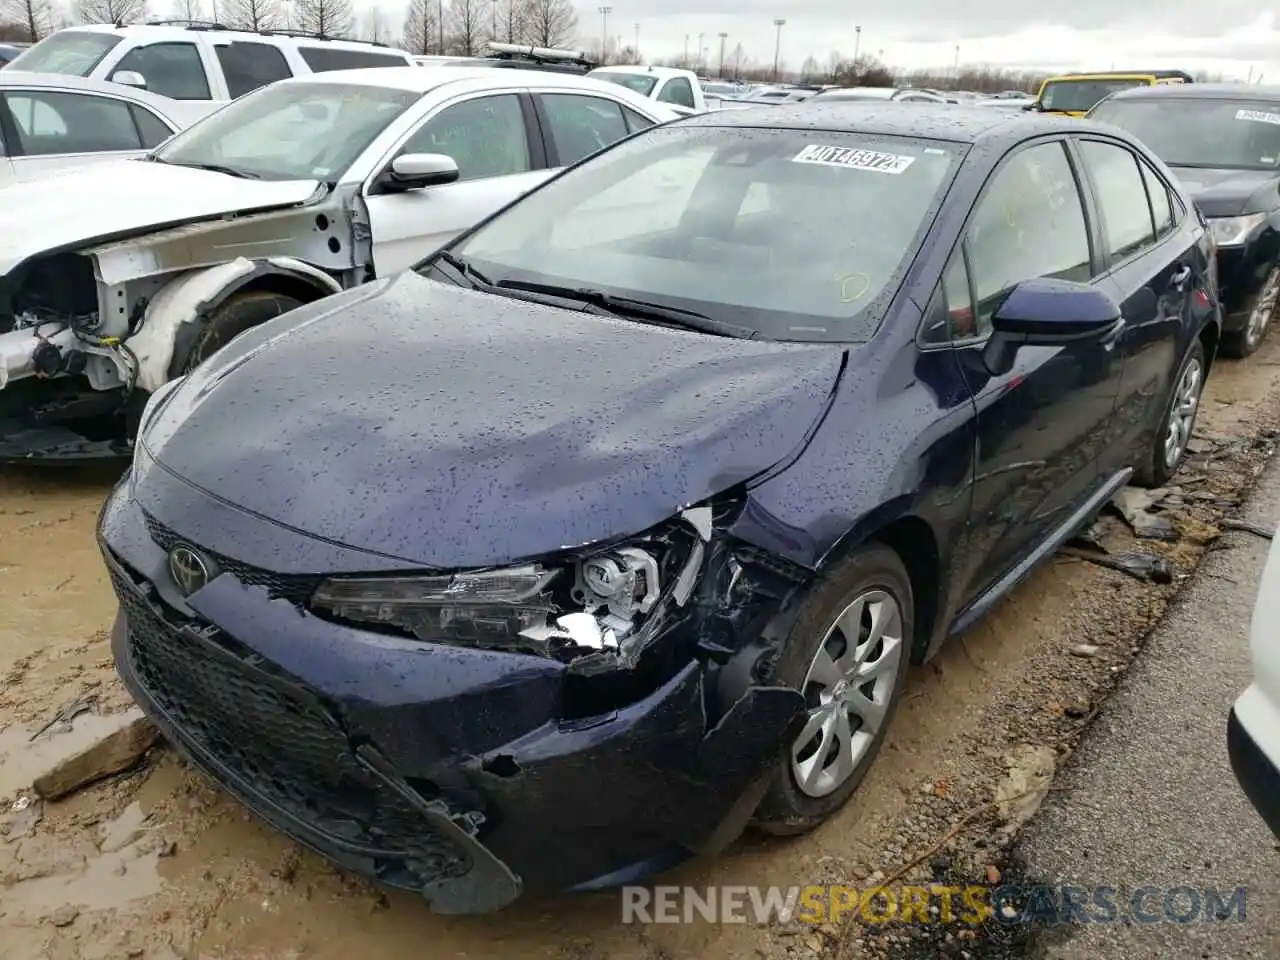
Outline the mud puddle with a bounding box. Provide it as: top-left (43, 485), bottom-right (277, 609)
top-left (2, 336), bottom-right (1279, 960)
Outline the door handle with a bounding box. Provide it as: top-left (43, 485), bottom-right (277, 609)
top-left (1170, 265), bottom-right (1193, 291)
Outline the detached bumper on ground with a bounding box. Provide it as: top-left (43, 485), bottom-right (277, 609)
top-left (100, 483), bottom-right (805, 913)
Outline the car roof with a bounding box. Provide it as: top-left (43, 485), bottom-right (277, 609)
top-left (1104, 82), bottom-right (1280, 103)
top-left (278, 65), bottom-right (655, 96)
top-left (591, 65), bottom-right (692, 80)
top-left (677, 102), bottom-right (1092, 146)
top-left (57, 23), bottom-right (412, 55)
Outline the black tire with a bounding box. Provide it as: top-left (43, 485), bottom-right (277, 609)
top-left (1220, 266), bottom-right (1280, 359)
top-left (177, 291), bottom-right (304, 375)
top-left (1132, 338), bottom-right (1206, 488)
top-left (753, 542), bottom-right (913, 836)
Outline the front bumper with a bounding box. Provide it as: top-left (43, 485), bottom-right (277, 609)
top-left (101, 477), bottom-right (805, 912)
top-left (1228, 688), bottom-right (1280, 840)
top-left (1216, 245), bottom-right (1274, 333)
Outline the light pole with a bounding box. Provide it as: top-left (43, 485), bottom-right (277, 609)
top-left (953, 44), bottom-right (959, 77)
top-left (772, 18), bottom-right (785, 81)
top-left (853, 24), bottom-right (861, 65)
top-left (718, 32), bottom-right (727, 78)
top-left (598, 6), bottom-right (612, 61)
top-left (697, 32), bottom-right (704, 71)
top-left (437, 0), bottom-right (444, 53)
top-left (633, 22), bottom-right (639, 56)
top-left (683, 33), bottom-right (689, 67)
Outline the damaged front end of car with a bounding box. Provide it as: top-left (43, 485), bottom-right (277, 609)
top-left (102, 478), bottom-right (816, 913)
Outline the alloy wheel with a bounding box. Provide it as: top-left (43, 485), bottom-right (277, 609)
top-left (790, 589), bottom-right (905, 799)
top-left (1245, 267), bottom-right (1280, 352)
top-left (1163, 356), bottom-right (1202, 472)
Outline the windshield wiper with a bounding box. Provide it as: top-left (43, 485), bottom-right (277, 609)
top-left (147, 156), bottom-right (259, 179)
top-left (431, 250), bottom-right (494, 289)
top-left (495, 279), bottom-right (757, 338)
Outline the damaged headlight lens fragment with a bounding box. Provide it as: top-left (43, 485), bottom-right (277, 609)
top-left (310, 505), bottom-right (715, 663)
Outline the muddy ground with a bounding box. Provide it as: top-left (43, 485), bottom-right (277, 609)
top-left (2, 335), bottom-right (1279, 960)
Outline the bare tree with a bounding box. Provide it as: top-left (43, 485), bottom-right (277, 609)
top-left (443, 0), bottom-right (479, 55)
top-left (400, 0), bottom-right (438, 53)
top-left (172, 0), bottom-right (203, 19)
top-left (359, 6), bottom-right (388, 42)
top-left (2, 0), bottom-right (54, 40)
top-left (495, 0), bottom-right (522, 42)
top-left (223, 0), bottom-right (281, 30)
top-left (292, 0), bottom-right (350, 37)
top-left (74, 0), bottom-right (145, 24)
top-left (519, 0), bottom-right (572, 48)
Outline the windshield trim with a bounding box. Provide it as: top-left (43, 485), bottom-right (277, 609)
top-left (440, 124), bottom-right (966, 344)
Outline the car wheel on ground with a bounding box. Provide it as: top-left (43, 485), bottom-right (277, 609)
top-left (1133, 338), bottom-right (1206, 488)
top-left (1221, 265), bottom-right (1280, 359)
top-left (754, 542), bottom-right (913, 836)
top-left (177, 291), bottom-right (303, 375)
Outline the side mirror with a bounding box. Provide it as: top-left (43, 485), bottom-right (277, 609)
top-left (982, 277), bottom-right (1122, 376)
top-left (384, 153), bottom-right (459, 191)
top-left (111, 70), bottom-right (148, 90)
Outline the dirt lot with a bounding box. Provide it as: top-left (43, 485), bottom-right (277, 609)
top-left (2, 335), bottom-right (1279, 960)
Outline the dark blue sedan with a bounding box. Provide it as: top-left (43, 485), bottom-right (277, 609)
top-left (100, 104), bottom-right (1220, 913)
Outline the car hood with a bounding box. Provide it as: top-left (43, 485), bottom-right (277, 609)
top-left (140, 272), bottom-right (846, 569)
top-left (0, 158), bottom-right (320, 276)
top-left (1168, 165), bottom-right (1280, 218)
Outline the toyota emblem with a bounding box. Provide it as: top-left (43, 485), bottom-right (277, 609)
top-left (168, 545), bottom-right (211, 597)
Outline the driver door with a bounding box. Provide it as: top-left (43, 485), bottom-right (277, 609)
top-left (363, 91), bottom-right (551, 276)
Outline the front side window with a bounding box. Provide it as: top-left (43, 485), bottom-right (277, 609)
top-left (541, 94), bottom-right (627, 166)
top-left (1078, 139), bottom-right (1156, 262)
top-left (400, 94), bottom-right (530, 181)
top-left (587, 70), bottom-right (658, 96)
top-left (115, 42), bottom-right (211, 100)
top-left (3, 90), bottom-right (142, 155)
top-left (966, 141), bottom-right (1092, 327)
top-left (6, 30), bottom-right (121, 76)
top-left (153, 81), bottom-right (421, 181)
top-left (1088, 97), bottom-right (1280, 171)
top-left (216, 41), bottom-right (294, 99)
top-left (657, 78), bottom-right (696, 109)
top-left (449, 125), bottom-right (962, 342)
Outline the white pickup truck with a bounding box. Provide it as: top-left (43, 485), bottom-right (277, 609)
top-left (586, 65), bottom-right (710, 114)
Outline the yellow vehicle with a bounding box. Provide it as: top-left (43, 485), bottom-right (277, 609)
top-left (1029, 70), bottom-right (1194, 117)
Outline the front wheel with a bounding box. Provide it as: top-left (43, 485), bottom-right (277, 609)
top-left (753, 543), bottom-right (913, 836)
top-left (1133, 338), bottom-right (1206, 488)
top-left (1221, 265), bottom-right (1280, 360)
top-left (176, 291), bottom-right (304, 375)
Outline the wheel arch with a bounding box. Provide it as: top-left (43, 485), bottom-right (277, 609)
top-left (127, 257), bottom-right (343, 393)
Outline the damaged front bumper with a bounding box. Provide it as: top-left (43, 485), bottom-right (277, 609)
top-left (100, 483), bottom-right (807, 913)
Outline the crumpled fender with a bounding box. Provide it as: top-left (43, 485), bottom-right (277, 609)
top-left (128, 256), bottom-right (342, 393)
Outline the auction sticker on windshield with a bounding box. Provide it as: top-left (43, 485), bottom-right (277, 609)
top-left (792, 144), bottom-right (916, 174)
top-left (1236, 108), bottom-right (1280, 125)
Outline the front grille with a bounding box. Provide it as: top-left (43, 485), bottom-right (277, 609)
top-left (110, 562), bottom-right (473, 887)
top-left (142, 511), bottom-right (323, 604)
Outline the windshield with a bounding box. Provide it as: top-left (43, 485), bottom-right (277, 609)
top-left (152, 81), bottom-right (421, 181)
top-left (589, 71), bottom-right (658, 96)
top-left (445, 125), bottom-right (960, 342)
top-left (1089, 98), bottom-right (1280, 171)
top-left (8, 30), bottom-right (121, 76)
top-left (1040, 78), bottom-right (1147, 112)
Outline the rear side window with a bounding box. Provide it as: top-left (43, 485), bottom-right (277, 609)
top-left (130, 104), bottom-right (175, 148)
top-left (1138, 159), bottom-right (1174, 238)
top-left (298, 47), bottom-right (409, 72)
top-left (3, 90), bottom-right (143, 154)
top-left (1078, 139), bottom-right (1156, 262)
top-left (216, 42), bottom-right (293, 98)
top-left (622, 105), bottom-right (655, 133)
top-left (541, 94), bottom-right (628, 165)
top-left (657, 77), bottom-right (695, 109)
top-left (114, 42), bottom-right (211, 100)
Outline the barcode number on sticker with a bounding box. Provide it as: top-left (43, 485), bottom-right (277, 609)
top-left (792, 144), bottom-right (916, 174)
top-left (1236, 109), bottom-right (1280, 126)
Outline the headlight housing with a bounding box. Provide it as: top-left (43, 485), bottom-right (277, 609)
top-left (1207, 212), bottom-right (1267, 248)
top-left (310, 505), bottom-right (715, 665)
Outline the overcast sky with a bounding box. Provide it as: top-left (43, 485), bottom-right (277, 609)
top-left (552, 6), bottom-right (1280, 78)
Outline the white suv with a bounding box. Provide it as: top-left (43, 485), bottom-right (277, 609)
top-left (1229, 524), bottom-right (1280, 839)
top-left (6, 22), bottom-right (414, 102)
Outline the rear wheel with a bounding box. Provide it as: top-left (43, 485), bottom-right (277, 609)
top-left (1221, 265), bottom-right (1280, 359)
top-left (177, 291), bottom-right (304, 374)
top-left (753, 543), bottom-right (913, 836)
top-left (1133, 338), bottom-right (1205, 488)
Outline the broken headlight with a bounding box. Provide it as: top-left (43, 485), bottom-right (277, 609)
top-left (309, 506), bottom-right (713, 662)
